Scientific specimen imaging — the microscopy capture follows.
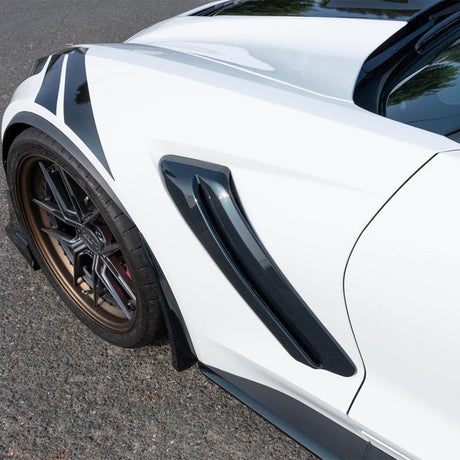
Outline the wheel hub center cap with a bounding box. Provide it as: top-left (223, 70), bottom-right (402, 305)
top-left (81, 227), bottom-right (101, 252)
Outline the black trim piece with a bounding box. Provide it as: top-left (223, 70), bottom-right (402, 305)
top-left (415, 10), bottom-right (460, 53)
top-left (201, 365), bottom-right (395, 460)
top-left (140, 234), bottom-right (197, 371)
top-left (30, 56), bottom-right (49, 77)
top-left (5, 178), bottom-right (41, 271)
top-left (354, 1), bottom-right (460, 114)
top-left (364, 445), bottom-right (396, 460)
top-left (160, 155), bottom-right (356, 377)
top-left (448, 129), bottom-right (460, 143)
top-left (191, 0), bottom-right (233, 16)
top-left (5, 223), bottom-right (40, 270)
top-left (35, 54), bottom-right (65, 114)
top-left (3, 112), bottom-right (121, 212)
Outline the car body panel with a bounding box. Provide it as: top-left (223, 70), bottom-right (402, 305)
top-left (3, 40), bottom-right (456, 409)
top-left (346, 149), bottom-right (460, 459)
top-left (2, 4), bottom-right (460, 458)
top-left (127, 15), bottom-right (405, 100)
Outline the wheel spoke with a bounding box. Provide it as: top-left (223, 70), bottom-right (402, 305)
top-left (74, 250), bottom-right (88, 286)
top-left (40, 227), bottom-right (87, 264)
top-left (57, 166), bottom-right (84, 221)
top-left (38, 162), bottom-right (76, 221)
top-left (101, 255), bottom-right (136, 301)
top-left (32, 198), bottom-right (81, 227)
top-left (94, 257), bottom-right (133, 320)
top-left (92, 255), bottom-right (100, 308)
top-left (40, 227), bottom-right (81, 246)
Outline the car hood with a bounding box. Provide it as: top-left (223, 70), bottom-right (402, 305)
top-left (127, 15), bottom-right (405, 101)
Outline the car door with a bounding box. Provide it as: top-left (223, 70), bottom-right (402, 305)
top-left (345, 149), bottom-right (460, 459)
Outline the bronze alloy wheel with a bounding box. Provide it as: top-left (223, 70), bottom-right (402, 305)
top-left (18, 155), bottom-right (137, 332)
top-left (7, 128), bottom-right (164, 347)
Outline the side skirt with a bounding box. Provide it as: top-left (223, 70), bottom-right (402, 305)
top-left (200, 365), bottom-right (395, 460)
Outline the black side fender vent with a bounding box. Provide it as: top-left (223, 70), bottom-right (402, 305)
top-left (160, 156), bottom-right (356, 377)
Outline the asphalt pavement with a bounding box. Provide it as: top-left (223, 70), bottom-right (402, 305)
top-left (0, 1), bottom-right (315, 459)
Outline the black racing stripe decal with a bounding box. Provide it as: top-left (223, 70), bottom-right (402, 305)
top-left (33, 48), bottom-right (113, 178)
top-left (35, 54), bottom-right (65, 114)
top-left (64, 50), bottom-right (113, 177)
top-left (160, 155), bottom-right (356, 377)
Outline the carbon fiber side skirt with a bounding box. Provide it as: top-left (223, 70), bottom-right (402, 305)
top-left (200, 365), bottom-right (394, 459)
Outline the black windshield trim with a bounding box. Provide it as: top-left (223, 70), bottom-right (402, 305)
top-left (192, 0), bottom-right (433, 21)
top-left (354, 1), bottom-right (460, 113)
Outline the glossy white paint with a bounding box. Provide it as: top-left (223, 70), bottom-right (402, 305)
top-left (7, 40), bottom-right (453, 409)
top-left (3, 11), bottom-right (460, 459)
top-left (127, 15), bottom-right (405, 100)
top-left (76, 44), bottom-right (454, 414)
top-left (346, 150), bottom-right (460, 459)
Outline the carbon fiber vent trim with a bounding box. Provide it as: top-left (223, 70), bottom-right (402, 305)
top-left (160, 155), bottom-right (356, 377)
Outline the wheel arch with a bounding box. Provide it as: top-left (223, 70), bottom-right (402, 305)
top-left (3, 112), bottom-right (197, 371)
top-left (2, 121), bottom-right (30, 172)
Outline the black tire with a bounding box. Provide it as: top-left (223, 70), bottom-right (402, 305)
top-left (6, 127), bottom-right (165, 347)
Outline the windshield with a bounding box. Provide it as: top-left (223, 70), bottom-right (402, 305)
top-left (386, 38), bottom-right (460, 137)
top-left (216, 0), bottom-right (432, 21)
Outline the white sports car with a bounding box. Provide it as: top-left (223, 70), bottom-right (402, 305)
top-left (2, 1), bottom-right (460, 458)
